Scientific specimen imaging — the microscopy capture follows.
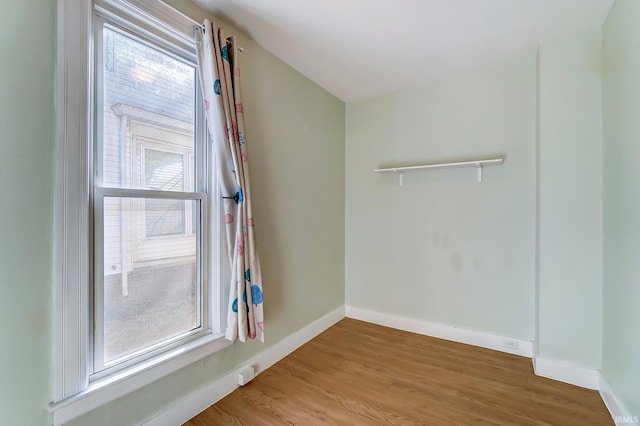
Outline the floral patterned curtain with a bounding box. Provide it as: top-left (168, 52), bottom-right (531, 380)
top-left (195, 20), bottom-right (264, 343)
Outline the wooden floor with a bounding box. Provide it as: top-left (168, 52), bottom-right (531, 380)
top-left (185, 319), bottom-right (612, 425)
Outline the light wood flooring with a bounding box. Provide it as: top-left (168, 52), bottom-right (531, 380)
top-left (185, 318), bottom-right (612, 425)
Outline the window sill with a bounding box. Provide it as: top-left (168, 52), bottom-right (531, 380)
top-left (48, 332), bottom-right (231, 426)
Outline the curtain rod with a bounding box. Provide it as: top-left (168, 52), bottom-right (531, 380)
top-left (193, 24), bottom-right (244, 52)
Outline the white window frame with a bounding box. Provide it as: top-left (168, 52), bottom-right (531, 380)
top-left (50, 1), bottom-right (230, 424)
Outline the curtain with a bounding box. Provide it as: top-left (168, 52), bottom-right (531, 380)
top-left (195, 20), bottom-right (264, 343)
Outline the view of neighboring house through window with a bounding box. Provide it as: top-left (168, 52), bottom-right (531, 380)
top-left (95, 25), bottom-right (207, 370)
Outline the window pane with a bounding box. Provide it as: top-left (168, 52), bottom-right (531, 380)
top-left (102, 27), bottom-right (195, 191)
top-left (143, 149), bottom-right (186, 237)
top-left (144, 149), bottom-right (184, 191)
top-left (145, 199), bottom-right (185, 237)
top-left (103, 196), bottom-right (199, 363)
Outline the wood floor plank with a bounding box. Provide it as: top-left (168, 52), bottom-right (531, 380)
top-left (184, 319), bottom-right (613, 425)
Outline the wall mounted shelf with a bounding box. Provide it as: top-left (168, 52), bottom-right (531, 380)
top-left (373, 158), bottom-right (503, 185)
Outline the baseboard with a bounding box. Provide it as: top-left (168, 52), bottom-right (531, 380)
top-left (144, 304), bottom-right (635, 425)
top-left (345, 306), bottom-right (533, 358)
top-left (144, 305), bottom-right (346, 425)
top-left (599, 374), bottom-right (638, 425)
top-left (533, 356), bottom-right (599, 390)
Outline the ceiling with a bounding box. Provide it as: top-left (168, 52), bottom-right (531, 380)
top-left (193, 0), bottom-right (614, 102)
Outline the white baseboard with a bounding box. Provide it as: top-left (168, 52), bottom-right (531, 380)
top-left (144, 305), bottom-right (345, 425)
top-left (345, 306), bottom-right (533, 358)
top-left (145, 304), bottom-right (634, 426)
top-left (533, 356), bottom-right (599, 390)
top-left (599, 374), bottom-right (638, 425)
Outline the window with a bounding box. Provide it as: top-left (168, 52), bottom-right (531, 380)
top-left (51, 0), bottom-right (229, 422)
top-left (94, 22), bottom-right (208, 374)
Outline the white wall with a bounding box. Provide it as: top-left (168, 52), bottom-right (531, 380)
top-left (537, 30), bottom-right (603, 368)
top-left (0, 2), bottom-right (55, 425)
top-left (346, 51), bottom-right (537, 341)
top-left (602, 0), bottom-right (640, 416)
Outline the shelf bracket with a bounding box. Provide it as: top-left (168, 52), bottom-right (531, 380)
top-left (476, 164), bottom-right (483, 183)
top-left (399, 172), bottom-right (403, 186)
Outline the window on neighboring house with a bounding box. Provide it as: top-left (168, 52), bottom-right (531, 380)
top-left (143, 148), bottom-right (188, 237)
top-left (51, 1), bottom-right (229, 421)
